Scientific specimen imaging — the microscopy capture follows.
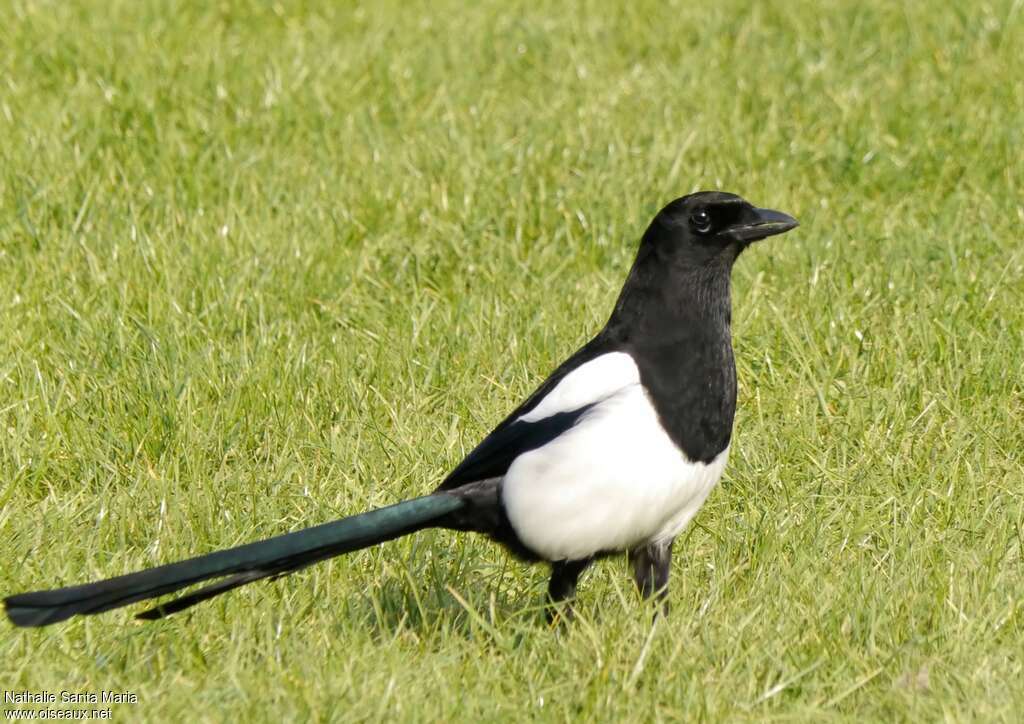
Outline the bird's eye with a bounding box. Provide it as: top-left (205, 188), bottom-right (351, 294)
top-left (691, 210), bottom-right (712, 234)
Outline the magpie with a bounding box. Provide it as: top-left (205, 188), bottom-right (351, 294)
top-left (4, 191), bottom-right (797, 628)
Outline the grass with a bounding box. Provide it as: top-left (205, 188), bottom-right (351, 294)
top-left (1, 0), bottom-right (1022, 720)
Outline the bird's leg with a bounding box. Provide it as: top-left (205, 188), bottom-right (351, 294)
top-left (545, 557), bottom-right (593, 624)
top-left (629, 540), bottom-right (673, 615)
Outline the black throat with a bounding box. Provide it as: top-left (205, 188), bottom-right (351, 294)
top-left (600, 243), bottom-right (738, 464)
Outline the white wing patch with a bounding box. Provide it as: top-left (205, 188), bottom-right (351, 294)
top-left (502, 383), bottom-right (728, 562)
top-left (518, 352), bottom-right (640, 423)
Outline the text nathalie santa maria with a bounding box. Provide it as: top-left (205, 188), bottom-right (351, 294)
top-left (4, 692), bottom-right (137, 706)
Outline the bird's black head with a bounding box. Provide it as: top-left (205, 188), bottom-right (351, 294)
top-left (608, 190), bottom-right (798, 335)
top-left (642, 191), bottom-right (798, 270)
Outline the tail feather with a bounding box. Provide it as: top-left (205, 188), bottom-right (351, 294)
top-left (5, 494), bottom-right (464, 628)
top-left (135, 571), bottom-right (266, 621)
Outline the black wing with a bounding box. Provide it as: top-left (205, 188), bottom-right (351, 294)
top-left (436, 334), bottom-right (617, 491)
top-left (438, 405), bottom-right (596, 489)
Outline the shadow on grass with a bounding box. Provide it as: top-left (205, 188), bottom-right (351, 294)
top-left (319, 539), bottom-right (659, 646)
top-left (337, 543), bottom-right (551, 645)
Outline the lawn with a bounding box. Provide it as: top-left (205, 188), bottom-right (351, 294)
top-left (2, 0), bottom-right (1022, 720)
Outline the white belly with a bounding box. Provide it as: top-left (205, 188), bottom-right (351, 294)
top-left (501, 384), bottom-right (728, 561)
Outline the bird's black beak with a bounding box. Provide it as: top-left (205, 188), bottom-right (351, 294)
top-left (728, 207), bottom-right (799, 243)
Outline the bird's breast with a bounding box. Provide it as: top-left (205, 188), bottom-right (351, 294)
top-left (633, 333), bottom-right (737, 463)
top-left (500, 383), bottom-right (728, 562)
